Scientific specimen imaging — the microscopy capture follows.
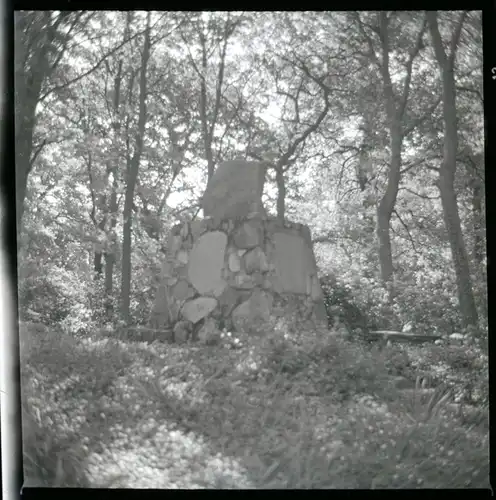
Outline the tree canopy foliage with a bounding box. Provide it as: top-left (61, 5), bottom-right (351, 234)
top-left (15, 10), bottom-right (485, 338)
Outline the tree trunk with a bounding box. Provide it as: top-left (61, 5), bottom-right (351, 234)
top-left (104, 203), bottom-right (116, 318)
top-left (471, 174), bottom-right (484, 268)
top-left (94, 252), bottom-right (103, 276)
top-left (275, 166), bottom-right (286, 223)
top-left (471, 172), bottom-right (486, 317)
top-left (376, 130), bottom-right (402, 287)
top-left (183, 13), bottom-right (232, 182)
top-left (438, 169), bottom-right (478, 328)
top-left (98, 57), bottom-right (124, 319)
top-left (14, 12), bottom-right (73, 239)
top-left (15, 12), bottom-right (48, 240)
top-left (93, 216), bottom-right (106, 278)
top-left (121, 13), bottom-right (151, 324)
top-left (15, 128), bottom-right (35, 240)
top-left (369, 12), bottom-right (426, 294)
top-left (199, 64), bottom-right (215, 180)
top-left (428, 11), bottom-right (478, 329)
top-left (374, 12), bottom-right (404, 292)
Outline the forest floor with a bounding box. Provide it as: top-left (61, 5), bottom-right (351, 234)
top-left (20, 322), bottom-right (489, 489)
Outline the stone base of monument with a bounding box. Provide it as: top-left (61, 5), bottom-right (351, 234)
top-left (149, 214), bottom-right (328, 343)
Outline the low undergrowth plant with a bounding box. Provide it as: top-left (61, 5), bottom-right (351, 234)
top-left (240, 325), bottom-right (489, 488)
top-left (21, 319), bottom-right (489, 489)
top-left (21, 322), bottom-right (137, 486)
top-left (22, 403), bottom-right (91, 487)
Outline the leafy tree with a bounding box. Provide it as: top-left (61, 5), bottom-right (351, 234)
top-left (15, 11), bottom-right (89, 237)
top-left (427, 11), bottom-right (478, 329)
top-left (15, 11), bottom-right (485, 336)
top-left (342, 12), bottom-right (441, 296)
top-left (121, 12), bottom-right (151, 323)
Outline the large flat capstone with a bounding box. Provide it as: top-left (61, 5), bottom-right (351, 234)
top-left (188, 231), bottom-right (227, 297)
top-left (201, 160), bottom-right (267, 220)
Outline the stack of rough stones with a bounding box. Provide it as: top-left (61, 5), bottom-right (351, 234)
top-left (150, 159), bottom-right (328, 344)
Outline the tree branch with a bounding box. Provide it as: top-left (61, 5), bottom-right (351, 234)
top-left (209, 12), bottom-right (232, 147)
top-left (40, 27), bottom-right (143, 103)
top-left (426, 11), bottom-right (447, 68)
top-left (455, 85), bottom-right (483, 105)
top-left (29, 138), bottom-right (47, 167)
top-left (399, 157), bottom-right (426, 175)
top-left (398, 15), bottom-right (428, 118)
top-left (354, 12), bottom-right (381, 69)
top-left (312, 233), bottom-right (337, 244)
top-left (448, 11), bottom-right (468, 68)
top-left (275, 56), bottom-right (330, 168)
top-left (392, 208), bottom-right (418, 253)
top-left (398, 186), bottom-right (440, 200)
top-left (402, 95), bottom-right (442, 137)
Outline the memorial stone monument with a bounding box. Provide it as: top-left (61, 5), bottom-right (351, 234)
top-left (150, 159), bottom-right (327, 343)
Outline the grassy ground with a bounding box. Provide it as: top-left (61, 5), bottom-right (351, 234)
top-left (20, 321), bottom-right (489, 488)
